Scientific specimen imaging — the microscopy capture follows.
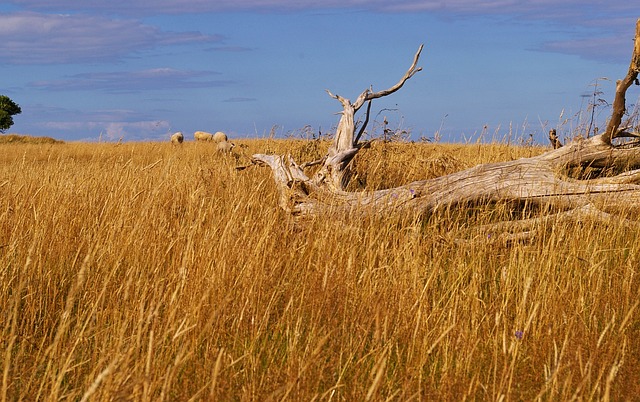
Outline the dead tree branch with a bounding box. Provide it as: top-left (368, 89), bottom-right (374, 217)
top-left (317, 45), bottom-right (424, 191)
top-left (604, 18), bottom-right (640, 144)
top-left (252, 21), bottom-right (640, 239)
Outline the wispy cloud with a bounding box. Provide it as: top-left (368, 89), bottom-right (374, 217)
top-left (97, 120), bottom-right (172, 141)
top-left (209, 46), bottom-right (254, 53)
top-left (539, 36), bottom-right (633, 63)
top-left (7, 0), bottom-right (346, 14)
top-left (8, 0), bottom-right (638, 17)
top-left (28, 68), bottom-right (234, 92)
top-left (22, 104), bottom-right (172, 141)
top-left (223, 97), bottom-right (257, 103)
top-left (24, 104), bottom-right (156, 123)
top-left (0, 12), bottom-right (222, 64)
top-left (39, 120), bottom-right (170, 141)
top-left (5, 0), bottom-right (637, 63)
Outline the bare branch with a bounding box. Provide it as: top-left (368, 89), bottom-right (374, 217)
top-left (604, 18), bottom-right (640, 144)
top-left (315, 45), bottom-right (425, 190)
top-left (301, 157), bottom-right (327, 169)
top-left (354, 100), bottom-right (372, 144)
top-left (250, 20), bottom-right (640, 241)
top-left (325, 90), bottom-right (350, 108)
top-left (352, 44), bottom-right (424, 111)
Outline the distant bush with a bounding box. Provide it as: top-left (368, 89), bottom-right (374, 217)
top-left (0, 134), bottom-right (64, 144)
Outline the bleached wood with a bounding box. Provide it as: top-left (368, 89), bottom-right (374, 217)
top-left (252, 25), bottom-right (640, 235)
top-left (255, 133), bottom-right (640, 218)
top-left (315, 45), bottom-right (424, 190)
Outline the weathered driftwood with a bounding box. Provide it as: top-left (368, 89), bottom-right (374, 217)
top-left (254, 135), bottom-right (640, 217)
top-left (253, 20), bottom-right (640, 231)
top-left (312, 44), bottom-right (423, 192)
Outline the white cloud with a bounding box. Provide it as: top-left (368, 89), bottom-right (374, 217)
top-left (223, 97), bottom-right (257, 102)
top-left (28, 68), bottom-right (234, 92)
top-left (540, 36), bottom-right (632, 62)
top-left (0, 12), bottom-right (222, 64)
top-left (7, 0), bottom-right (638, 17)
top-left (101, 120), bottom-right (172, 141)
top-left (5, 0), bottom-right (637, 64)
top-left (37, 119), bottom-right (172, 141)
top-left (18, 104), bottom-right (173, 141)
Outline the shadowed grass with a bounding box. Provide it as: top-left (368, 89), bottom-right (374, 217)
top-left (1, 139), bottom-right (638, 401)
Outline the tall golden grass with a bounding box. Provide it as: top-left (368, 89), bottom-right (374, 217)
top-left (1, 138), bottom-right (638, 401)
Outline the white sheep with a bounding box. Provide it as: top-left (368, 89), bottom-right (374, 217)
top-left (170, 131), bottom-right (184, 144)
top-left (194, 131), bottom-right (214, 141)
top-left (216, 140), bottom-right (235, 153)
top-left (213, 131), bottom-right (228, 143)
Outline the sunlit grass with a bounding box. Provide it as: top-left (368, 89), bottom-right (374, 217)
top-left (1, 139), bottom-right (638, 400)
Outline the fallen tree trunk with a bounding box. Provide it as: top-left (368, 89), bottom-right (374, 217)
top-left (252, 20), bottom-right (640, 230)
top-left (254, 135), bottom-right (640, 216)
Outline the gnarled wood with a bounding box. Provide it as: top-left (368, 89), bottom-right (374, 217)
top-left (254, 134), bottom-right (640, 218)
top-left (604, 18), bottom-right (640, 144)
top-left (253, 20), bottom-right (640, 238)
top-left (313, 44), bottom-right (424, 191)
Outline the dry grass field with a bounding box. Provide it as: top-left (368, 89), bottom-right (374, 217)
top-left (1, 137), bottom-right (639, 401)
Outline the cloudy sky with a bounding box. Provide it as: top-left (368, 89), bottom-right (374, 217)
top-left (1, 1), bottom-right (638, 142)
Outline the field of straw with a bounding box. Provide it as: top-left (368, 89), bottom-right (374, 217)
top-left (1, 137), bottom-right (639, 401)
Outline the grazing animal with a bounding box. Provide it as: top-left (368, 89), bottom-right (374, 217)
top-left (194, 131), bottom-right (214, 141)
top-left (216, 140), bottom-right (235, 153)
top-left (213, 131), bottom-right (228, 143)
top-left (170, 132), bottom-right (184, 144)
top-left (548, 129), bottom-right (562, 149)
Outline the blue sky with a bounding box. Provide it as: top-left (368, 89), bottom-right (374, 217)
top-left (1, 1), bottom-right (638, 143)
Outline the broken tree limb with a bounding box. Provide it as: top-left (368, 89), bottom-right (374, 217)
top-left (316, 44), bottom-right (424, 191)
top-left (604, 18), bottom-right (640, 144)
top-left (254, 134), bottom-right (640, 219)
top-left (457, 203), bottom-right (640, 246)
top-left (354, 100), bottom-right (372, 145)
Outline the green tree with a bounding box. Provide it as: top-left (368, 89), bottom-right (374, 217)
top-left (0, 95), bottom-right (22, 133)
